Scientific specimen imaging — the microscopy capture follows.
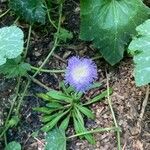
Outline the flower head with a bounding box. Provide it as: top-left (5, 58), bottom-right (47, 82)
top-left (65, 56), bottom-right (98, 92)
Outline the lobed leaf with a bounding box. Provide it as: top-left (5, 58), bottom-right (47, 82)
top-left (45, 128), bottom-right (66, 150)
top-left (4, 141), bottom-right (21, 150)
top-left (0, 56), bottom-right (31, 78)
top-left (80, 0), bottom-right (150, 65)
top-left (128, 19), bottom-right (150, 86)
top-left (0, 26), bottom-right (24, 66)
top-left (9, 0), bottom-right (46, 24)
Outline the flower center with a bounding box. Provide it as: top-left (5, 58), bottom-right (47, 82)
top-left (72, 65), bottom-right (88, 82)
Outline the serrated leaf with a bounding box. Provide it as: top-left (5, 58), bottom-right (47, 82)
top-left (45, 128), bottom-right (66, 150)
top-left (76, 105), bottom-right (95, 120)
top-left (47, 90), bottom-right (73, 103)
top-left (5, 141), bottom-right (21, 150)
top-left (56, 28), bottom-right (73, 42)
top-left (42, 113), bottom-right (59, 123)
top-left (59, 114), bottom-right (70, 131)
top-left (46, 102), bottom-right (63, 109)
top-left (73, 113), bottom-right (83, 136)
top-left (0, 26), bottom-right (24, 66)
top-left (59, 81), bottom-right (69, 95)
top-left (80, 0), bottom-right (150, 65)
top-left (128, 19), bottom-right (150, 86)
top-left (41, 110), bottom-right (69, 132)
top-left (0, 57), bottom-right (31, 78)
top-left (73, 113), bottom-right (95, 144)
top-left (84, 88), bottom-right (113, 105)
top-left (33, 107), bottom-right (52, 114)
top-left (9, 0), bottom-right (46, 24)
top-left (89, 82), bottom-right (102, 90)
top-left (74, 107), bottom-right (84, 125)
top-left (36, 93), bottom-right (52, 101)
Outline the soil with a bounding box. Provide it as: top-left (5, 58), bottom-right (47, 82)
top-left (0, 0), bottom-right (150, 150)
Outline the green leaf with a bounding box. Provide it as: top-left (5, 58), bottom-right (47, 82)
top-left (31, 131), bottom-right (39, 138)
top-left (36, 93), bottom-right (52, 101)
top-left (76, 105), bottom-right (95, 120)
top-left (84, 88), bottom-right (113, 105)
top-left (8, 116), bottom-right (20, 127)
top-left (33, 107), bottom-right (52, 114)
top-left (59, 114), bottom-right (70, 131)
top-left (9, 0), bottom-right (46, 24)
top-left (128, 19), bottom-right (150, 86)
top-left (74, 107), bottom-right (84, 125)
top-left (41, 110), bottom-right (69, 132)
top-left (80, 0), bottom-right (150, 65)
top-left (59, 81), bottom-right (68, 95)
top-left (5, 141), bottom-right (21, 150)
top-left (56, 28), bottom-right (73, 42)
top-left (0, 57), bottom-right (31, 78)
top-left (41, 113), bottom-right (59, 123)
top-left (47, 90), bottom-right (72, 103)
top-left (89, 82), bottom-right (102, 90)
top-left (73, 113), bottom-right (83, 136)
top-left (0, 26), bottom-right (24, 66)
top-left (73, 113), bottom-right (95, 144)
top-left (45, 128), bottom-right (66, 150)
top-left (46, 102), bottom-right (63, 109)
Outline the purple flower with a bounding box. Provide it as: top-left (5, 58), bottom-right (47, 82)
top-left (65, 56), bottom-right (98, 92)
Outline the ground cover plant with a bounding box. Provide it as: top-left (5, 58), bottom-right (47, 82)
top-left (0, 0), bottom-right (150, 150)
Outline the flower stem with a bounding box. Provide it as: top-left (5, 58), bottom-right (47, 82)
top-left (28, 75), bottom-right (51, 91)
top-left (0, 126), bottom-right (9, 138)
top-left (68, 127), bottom-right (119, 139)
top-left (0, 9), bottom-right (10, 18)
top-left (24, 25), bottom-right (32, 58)
top-left (106, 72), bottom-right (121, 150)
top-left (14, 3), bottom-right (63, 115)
top-left (44, 1), bottom-right (57, 29)
top-left (0, 77), bottom-right (21, 140)
top-left (33, 4), bottom-right (63, 78)
top-left (31, 65), bottom-right (65, 73)
top-left (15, 80), bottom-right (30, 116)
top-left (4, 77), bottom-right (21, 125)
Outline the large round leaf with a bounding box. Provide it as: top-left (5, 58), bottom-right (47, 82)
top-left (45, 128), bottom-right (66, 150)
top-left (0, 26), bottom-right (24, 66)
top-left (4, 141), bottom-right (21, 150)
top-left (128, 19), bottom-right (150, 86)
top-left (80, 0), bottom-right (150, 65)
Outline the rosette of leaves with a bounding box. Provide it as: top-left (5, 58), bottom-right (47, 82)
top-left (9, 0), bottom-right (46, 24)
top-left (80, 0), bottom-right (150, 65)
top-left (34, 82), bottom-right (112, 144)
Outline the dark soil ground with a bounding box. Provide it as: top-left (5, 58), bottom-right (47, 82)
top-left (0, 0), bottom-right (150, 150)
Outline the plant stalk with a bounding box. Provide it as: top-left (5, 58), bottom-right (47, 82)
top-left (106, 73), bottom-right (121, 150)
top-left (68, 127), bottom-right (119, 139)
top-left (33, 4), bottom-right (63, 78)
top-left (31, 66), bottom-right (65, 73)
